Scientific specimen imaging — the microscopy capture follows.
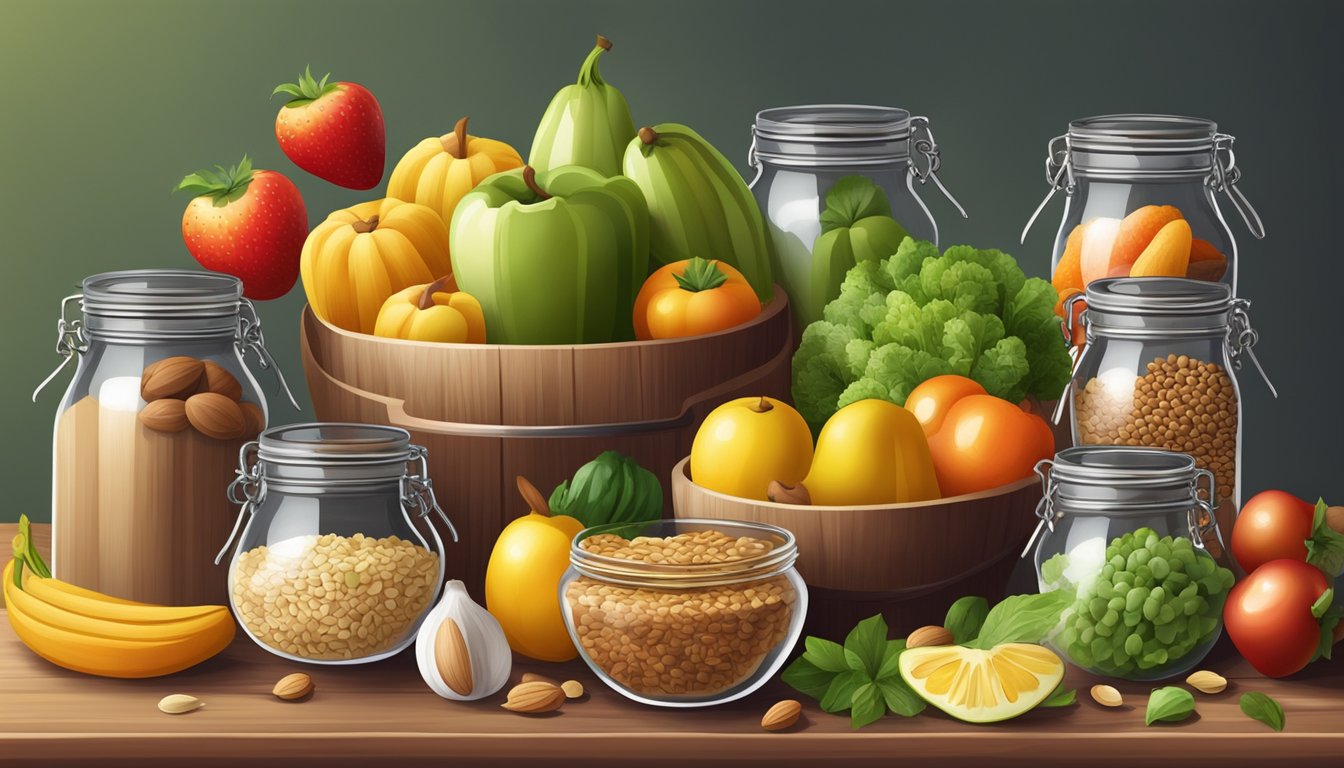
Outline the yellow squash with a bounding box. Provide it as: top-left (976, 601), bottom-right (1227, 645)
top-left (803, 398), bottom-right (940, 505)
top-left (374, 276), bottom-right (486, 344)
top-left (484, 477), bottom-right (584, 662)
top-left (690, 396), bottom-right (813, 501)
top-left (300, 197), bottom-right (452, 335)
top-left (387, 116), bottom-right (524, 227)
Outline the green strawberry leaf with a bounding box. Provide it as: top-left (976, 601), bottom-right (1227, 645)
top-left (272, 64), bottom-right (342, 107)
top-left (1239, 692), bottom-right (1285, 732)
top-left (175, 155), bottom-right (254, 205)
top-left (849, 682), bottom-right (887, 729)
top-left (805, 636), bottom-right (850, 673)
top-left (843, 614), bottom-right (889, 678)
top-left (820, 669), bottom-right (869, 714)
top-left (944, 595), bottom-right (990, 644)
top-left (781, 656), bottom-right (834, 701)
top-left (1305, 499), bottom-right (1344, 578)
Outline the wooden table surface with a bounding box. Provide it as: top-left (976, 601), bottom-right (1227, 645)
top-left (3, 524), bottom-right (1342, 767)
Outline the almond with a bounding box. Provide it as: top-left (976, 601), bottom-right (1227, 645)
top-left (201, 360), bottom-right (242, 401)
top-left (761, 699), bottom-right (802, 731)
top-left (240, 401), bottom-right (265, 435)
top-left (138, 398), bottom-right (189, 433)
top-left (185, 392), bottom-right (247, 440)
top-left (272, 672), bottom-right (314, 701)
top-left (501, 681), bottom-right (565, 714)
top-left (1327, 505), bottom-right (1344, 537)
top-left (1090, 684), bottom-right (1123, 708)
top-left (561, 680), bottom-right (585, 699)
top-left (434, 618), bottom-right (474, 696)
top-left (141, 356), bottom-right (205, 401)
top-left (767, 480), bottom-right (811, 506)
top-left (520, 672), bottom-right (559, 686)
top-left (1186, 670), bottom-right (1227, 694)
top-left (157, 694), bottom-right (205, 714)
top-left (906, 625), bottom-right (955, 649)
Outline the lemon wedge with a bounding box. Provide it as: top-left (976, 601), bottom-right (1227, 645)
top-left (898, 643), bottom-right (1065, 723)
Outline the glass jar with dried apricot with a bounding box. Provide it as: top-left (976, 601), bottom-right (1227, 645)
top-left (560, 519), bottom-right (807, 707)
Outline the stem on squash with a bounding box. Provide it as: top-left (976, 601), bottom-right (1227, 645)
top-left (516, 475), bottom-right (553, 517)
top-left (522, 166), bottom-right (551, 201)
top-left (351, 215), bottom-right (380, 234)
top-left (417, 275), bottom-right (455, 310)
top-left (749, 396), bottom-right (774, 414)
top-left (639, 127), bottom-right (659, 145)
top-left (442, 116), bottom-right (470, 159)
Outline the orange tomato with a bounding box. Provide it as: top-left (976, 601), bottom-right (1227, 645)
top-left (904, 375), bottom-right (987, 437)
top-left (925, 394), bottom-right (1055, 497)
top-left (634, 258), bottom-right (761, 340)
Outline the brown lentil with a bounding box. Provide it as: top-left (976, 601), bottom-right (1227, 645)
top-left (1075, 354), bottom-right (1239, 542)
top-left (566, 529), bottom-right (797, 698)
top-left (230, 533), bottom-right (438, 661)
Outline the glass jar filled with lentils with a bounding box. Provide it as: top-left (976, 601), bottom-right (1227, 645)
top-left (1063, 278), bottom-right (1273, 552)
top-left (560, 519), bottom-right (807, 707)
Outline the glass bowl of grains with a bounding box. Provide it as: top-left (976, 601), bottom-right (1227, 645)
top-left (220, 424), bottom-right (456, 664)
top-left (560, 519), bottom-right (807, 707)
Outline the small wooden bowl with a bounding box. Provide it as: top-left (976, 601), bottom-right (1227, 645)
top-left (669, 456), bottom-right (1041, 594)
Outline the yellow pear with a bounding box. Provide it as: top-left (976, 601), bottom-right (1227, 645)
top-left (484, 476), bottom-right (584, 661)
top-left (800, 399), bottom-right (940, 506)
top-left (691, 396), bottom-right (813, 501)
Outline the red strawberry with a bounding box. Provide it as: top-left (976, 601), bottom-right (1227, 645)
top-left (273, 67), bottom-right (385, 189)
top-left (176, 156), bottom-right (308, 300)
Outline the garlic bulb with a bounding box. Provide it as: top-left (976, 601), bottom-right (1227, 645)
top-left (415, 580), bottom-right (512, 701)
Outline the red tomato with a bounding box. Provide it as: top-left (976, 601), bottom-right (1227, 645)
top-left (925, 394), bottom-right (1055, 497)
top-left (904, 375), bottom-right (987, 437)
top-left (1230, 490), bottom-right (1316, 574)
top-left (1223, 559), bottom-right (1331, 678)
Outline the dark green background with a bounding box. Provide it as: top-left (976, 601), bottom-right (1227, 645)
top-left (3, 0), bottom-right (1340, 524)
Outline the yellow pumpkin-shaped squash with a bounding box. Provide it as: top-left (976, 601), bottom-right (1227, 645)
top-left (387, 116), bottom-right (524, 226)
top-left (374, 276), bottom-right (486, 343)
top-left (300, 197), bottom-right (451, 334)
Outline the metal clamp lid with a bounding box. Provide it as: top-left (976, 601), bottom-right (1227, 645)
top-left (1021, 125), bottom-right (1265, 244)
top-left (214, 439), bottom-right (458, 566)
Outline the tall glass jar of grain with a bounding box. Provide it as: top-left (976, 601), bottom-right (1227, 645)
top-left (217, 423), bottom-right (457, 664)
top-left (34, 270), bottom-right (298, 605)
top-left (1063, 278), bottom-right (1274, 556)
top-left (748, 105), bottom-right (967, 331)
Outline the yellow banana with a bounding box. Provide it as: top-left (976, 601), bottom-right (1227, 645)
top-left (36, 578), bottom-right (151, 607)
top-left (5, 572), bottom-right (230, 641)
top-left (3, 561), bottom-right (235, 678)
top-left (21, 572), bottom-right (225, 623)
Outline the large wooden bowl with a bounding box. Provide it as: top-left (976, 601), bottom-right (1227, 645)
top-left (670, 457), bottom-right (1042, 635)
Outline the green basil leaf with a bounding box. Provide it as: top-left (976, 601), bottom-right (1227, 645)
top-left (1314, 610), bottom-right (1341, 662)
top-left (820, 669), bottom-right (868, 714)
top-left (876, 675), bottom-right (925, 717)
top-left (1305, 499), bottom-right (1344, 578)
top-left (1239, 691), bottom-right (1285, 732)
top-left (1039, 683), bottom-right (1076, 708)
top-left (1145, 686), bottom-right (1196, 726)
top-left (971, 591), bottom-right (1072, 649)
top-left (780, 657), bottom-right (835, 701)
top-left (944, 595), bottom-right (990, 644)
top-left (849, 682), bottom-right (887, 729)
top-left (875, 639), bottom-right (906, 681)
top-left (843, 614), bottom-right (889, 677)
top-left (547, 451), bottom-right (662, 527)
top-left (805, 636), bottom-right (850, 673)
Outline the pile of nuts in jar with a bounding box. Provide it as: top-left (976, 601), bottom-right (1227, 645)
top-left (231, 532), bottom-right (439, 660)
top-left (1075, 354), bottom-right (1237, 501)
top-left (565, 528), bottom-right (797, 698)
top-left (137, 356), bottom-right (265, 439)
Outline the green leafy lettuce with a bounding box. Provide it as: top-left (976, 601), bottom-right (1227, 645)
top-left (791, 237), bottom-right (1073, 430)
